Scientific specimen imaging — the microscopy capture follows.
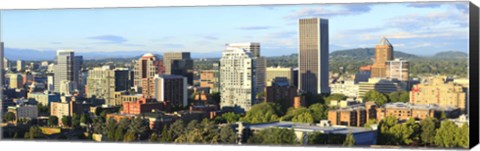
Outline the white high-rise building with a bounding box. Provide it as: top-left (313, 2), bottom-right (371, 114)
top-left (16, 60), bottom-right (25, 72)
top-left (53, 50), bottom-right (82, 94)
top-left (220, 46), bottom-right (256, 111)
top-left (226, 42), bottom-right (265, 94)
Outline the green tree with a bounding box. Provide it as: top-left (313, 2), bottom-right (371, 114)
top-left (343, 131), bottom-right (355, 147)
top-left (71, 113), bottom-right (81, 129)
top-left (123, 130), bottom-right (137, 142)
top-left (114, 126), bottom-right (125, 141)
top-left (4, 112), bottom-right (16, 122)
top-left (106, 118), bottom-right (118, 141)
top-left (80, 114), bottom-right (92, 125)
top-left (128, 117), bottom-right (150, 141)
top-left (61, 116), bottom-right (72, 127)
top-left (50, 117), bottom-right (60, 127)
top-left (363, 90), bottom-right (389, 106)
top-left (388, 91), bottom-right (409, 103)
top-left (169, 120), bottom-right (185, 141)
top-left (325, 93), bottom-right (347, 105)
top-left (292, 112), bottom-right (314, 124)
top-left (24, 126), bottom-right (44, 139)
top-left (435, 121), bottom-right (458, 148)
top-left (377, 115), bottom-right (398, 145)
top-left (222, 112), bottom-right (241, 123)
top-left (308, 103), bottom-right (329, 121)
top-left (220, 125), bottom-right (237, 144)
top-left (241, 102), bottom-right (282, 124)
top-left (247, 127), bottom-right (297, 145)
top-left (456, 123), bottom-right (469, 148)
top-left (420, 117), bottom-right (437, 145)
top-left (159, 125), bottom-right (173, 142)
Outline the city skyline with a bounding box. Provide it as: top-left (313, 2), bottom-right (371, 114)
top-left (0, 1), bottom-right (469, 60)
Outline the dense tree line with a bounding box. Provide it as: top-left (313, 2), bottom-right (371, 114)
top-left (363, 90), bottom-right (409, 106)
top-left (377, 116), bottom-right (468, 148)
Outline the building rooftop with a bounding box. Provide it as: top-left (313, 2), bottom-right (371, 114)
top-left (247, 121), bottom-right (374, 134)
top-left (382, 102), bottom-right (459, 111)
top-left (378, 37), bottom-right (392, 46)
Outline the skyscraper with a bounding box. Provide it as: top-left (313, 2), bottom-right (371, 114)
top-left (371, 37), bottom-right (394, 78)
top-left (133, 53), bottom-right (158, 94)
top-left (220, 46), bottom-right (256, 111)
top-left (226, 43), bottom-right (266, 94)
top-left (53, 50), bottom-right (75, 93)
top-left (16, 60), bottom-right (24, 72)
top-left (163, 52), bottom-right (194, 85)
top-left (298, 18), bottom-right (330, 94)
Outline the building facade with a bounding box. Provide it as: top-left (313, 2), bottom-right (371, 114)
top-left (9, 73), bottom-right (23, 89)
top-left (330, 80), bottom-right (359, 98)
top-left (200, 69), bottom-right (220, 93)
top-left (122, 98), bottom-right (164, 114)
top-left (265, 67), bottom-right (294, 87)
top-left (153, 75), bottom-right (188, 107)
top-left (225, 43), bottom-right (265, 94)
top-left (86, 66), bottom-right (116, 106)
top-left (220, 47), bottom-right (256, 111)
top-left (133, 53), bottom-right (158, 93)
top-left (376, 102), bottom-right (461, 121)
top-left (410, 77), bottom-right (467, 110)
top-left (298, 18), bottom-right (329, 94)
top-left (53, 50), bottom-right (82, 93)
top-left (357, 78), bottom-right (401, 98)
top-left (371, 37), bottom-right (394, 78)
top-left (163, 52), bottom-right (193, 85)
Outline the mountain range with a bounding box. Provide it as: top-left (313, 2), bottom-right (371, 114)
top-left (4, 47), bottom-right (467, 61)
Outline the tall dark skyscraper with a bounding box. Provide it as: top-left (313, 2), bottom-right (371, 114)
top-left (298, 18), bottom-right (330, 94)
top-left (163, 52), bottom-right (194, 85)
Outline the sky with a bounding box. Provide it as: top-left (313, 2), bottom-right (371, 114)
top-left (0, 2), bottom-right (470, 58)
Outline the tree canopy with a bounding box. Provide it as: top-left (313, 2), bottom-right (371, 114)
top-left (241, 102), bottom-right (282, 124)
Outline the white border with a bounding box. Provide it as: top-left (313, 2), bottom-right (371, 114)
top-left (0, 0), bottom-right (479, 151)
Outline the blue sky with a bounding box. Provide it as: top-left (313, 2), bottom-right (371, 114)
top-left (0, 2), bottom-right (469, 58)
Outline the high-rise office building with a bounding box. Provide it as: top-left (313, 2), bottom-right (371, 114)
top-left (86, 65), bottom-right (115, 106)
top-left (163, 52), bottom-right (194, 85)
top-left (3, 57), bottom-right (9, 71)
top-left (114, 68), bottom-right (131, 91)
top-left (16, 60), bottom-right (25, 72)
top-left (226, 43), bottom-right (266, 94)
top-left (371, 37), bottom-right (394, 78)
top-left (9, 73), bottom-right (23, 89)
top-left (133, 53), bottom-right (158, 94)
top-left (220, 47), bottom-right (256, 111)
top-left (53, 50), bottom-right (82, 93)
top-left (153, 74), bottom-right (187, 107)
top-left (74, 56), bottom-right (83, 95)
top-left (298, 18), bottom-right (330, 94)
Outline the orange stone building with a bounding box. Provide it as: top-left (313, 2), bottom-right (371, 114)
top-left (371, 37), bottom-right (394, 78)
top-left (328, 102), bottom-right (377, 127)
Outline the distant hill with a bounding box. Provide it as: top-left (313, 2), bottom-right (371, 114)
top-left (432, 51), bottom-right (468, 59)
top-left (330, 48), bottom-right (420, 60)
